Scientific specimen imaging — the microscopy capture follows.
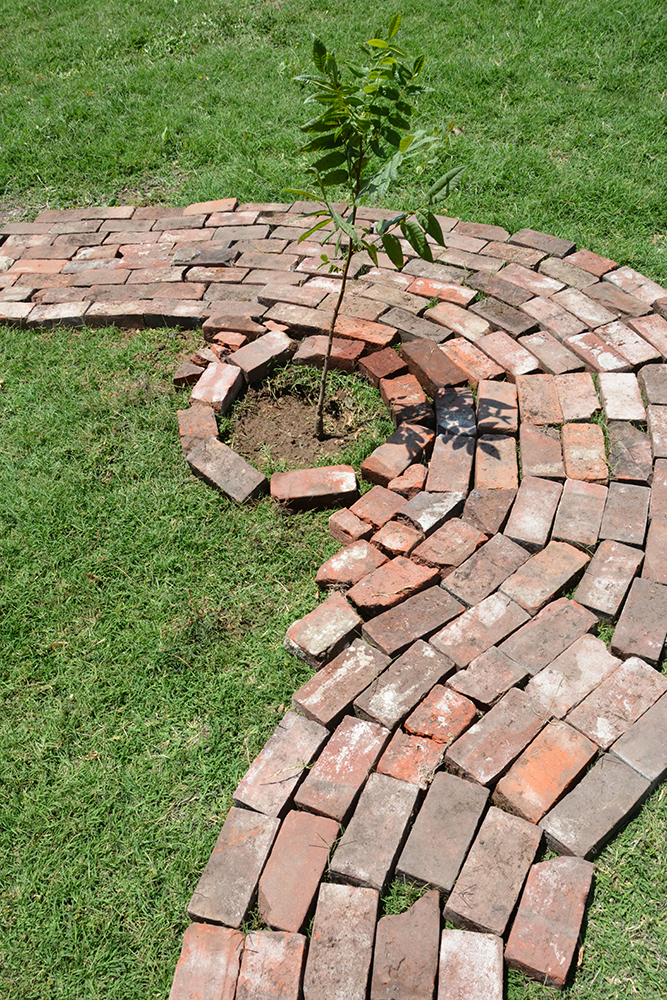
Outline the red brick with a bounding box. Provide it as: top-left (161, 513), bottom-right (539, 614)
top-left (271, 465), bottom-right (358, 512)
top-left (525, 633), bottom-right (621, 720)
top-left (440, 247), bottom-right (505, 274)
top-left (383, 306), bottom-right (452, 344)
top-left (518, 330), bottom-right (585, 376)
top-left (605, 265), bottom-right (667, 304)
top-left (397, 490), bottom-right (466, 535)
top-left (294, 715), bottom-right (390, 821)
top-left (370, 890), bottom-right (440, 1000)
top-left (509, 227), bottom-right (574, 257)
top-left (585, 280), bottom-right (651, 318)
top-left (303, 884), bottom-right (378, 1000)
top-left (484, 239), bottom-right (546, 265)
top-left (204, 313), bottom-right (266, 338)
top-left (315, 540), bottom-right (387, 589)
top-left (412, 518), bottom-right (487, 575)
top-left (257, 811), bottom-right (338, 932)
top-left (434, 385), bottom-right (476, 437)
top-left (462, 487), bottom-right (517, 534)
top-left (347, 556), bottom-right (439, 612)
top-left (471, 295), bottom-right (538, 337)
top-left (190, 346), bottom-right (218, 367)
top-left (439, 338), bottom-right (504, 386)
top-left (406, 276), bottom-right (476, 306)
top-left (446, 687), bottom-right (546, 784)
top-left (357, 346), bottom-right (407, 387)
top-left (291, 638), bottom-right (390, 727)
top-left (354, 638), bottom-right (455, 729)
top-left (500, 541), bottom-right (590, 615)
top-left (211, 331), bottom-right (247, 352)
top-left (376, 731), bottom-right (444, 788)
top-left (561, 422), bottom-right (608, 483)
top-left (189, 362), bottom-right (243, 414)
top-left (639, 363), bottom-right (667, 404)
top-left (361, 586), bottom-right (464, 658)
top-left (26, 301), bottom-right (90, 328)
top-left (176, 405), bottom-right (218, 456)
top-left (169, 923), bottom-right (243, 1000)
top-left (361, 423), bottom-right (434, 486)
top-left (566, 330), bottom-right (633, 372)
top-left (380, 373), bottom-right (433, 426)
top-left (187, 807), bottom-right (280, 926)
top-left (430, 592), bottom-right (529, 667)
top-left (400, 338), bottom-right (467, 396)
top-left (456, 220), bottom-right (509, 241)
top-left (184, 197), bottom-right (238, 216)
top-left (371, 519), bottom-right (423, 557)
top-left (599, 481), bottom-right (649, 546)
top-left (387, 463), bottom-right (428, 499)
top-left (467, 270), bottom-right (534, 307)
top-left (595, 320), bottom-right (660, 367)
top-left (235, 931), bottom-right (305, 1000)
top-left (329, 772), bottom-right (419, 890)
top-left (493, 722), bottom-right (598, 823)
top-left (441, 533), bottom-right (530, 607)
top-left (328, 508), bottom-right (373, 545)
top-left (404, 683), bottom-right (477, 744)
top-left (438, 931), bottom-right (503, 1000)
top-left (0, 302), bottom-right (35, 325)
top-left (474, 433), bottom-right (518, 489)
top-left (642, 517), bottom-right (667, 584)
top-left (8, 257), bottom-right (67, 275)
top-left (553, 371), bottom-right (599, 422)
top-left (505, 857), bottom-right (594, 987)
top-left (540, 256), bottom-right (599, 288)
top-left (627, 313), bottom-right (667, 357)
top-left (505, 476), bottom-right (562, 551)
top-left (333, 314), bottom-right (397, 351)
top-left (519, 424), bottom-right (564, 478)
top-left (515, 374), bottom-right (561, 425)
top-left (143, 299), bottom-right (207, 327)
top-left (610, 694), bottom-right (667, 788)
top-left (357, 281), bottom-right (424, 314)
top-left (568, 656), bottom-right (667, 748)
top-left (447, 647), bottom-right (528, 709)
top-left (187, 437), bottom-right (267, 502)
top-left (445, 806), bottom-right (542, 936)
top-left (396, 771), bottom-right (489, 892)
top-left (498, 597), bottom-right (598, 676)
top-left (566, 248), bottom-right (617, 275)
top-left (540, 755), bottom-right (651, 859)
top-left (575, 539), bottom-right (643, 617)
top-left (648, 404), bottom-right (667, 457)
top-left (499, 262), bottom-right (564, 296)
top-left (225, 330), bottom-right (291, 381)
top-left (284, 591), bottom-right (362, 668)
top-left (425, 433), bottom-right (474, 492)
top-left (598, 372), bottom-right (646, 424)
top-left (520, 295), bottom-right (588, 339)
top-left (425, 300), bottom-right (492, 340)
top-left (552, 479), bottom-right (608, 548)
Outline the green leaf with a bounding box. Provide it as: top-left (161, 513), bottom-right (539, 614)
top-left (365, 242), bottom-right (379, 267)
top-left (284, 188), bottom-right (322, 202)
top-left (300, 133), bottom-right (338, 153)
top-left (399, 134), bottom-right (414, 152)
top-left (330, 208), bottom-right (358, 243)
top-left (313, 149), bottom-right (348, 172)
top-left (387, 12), bottom-right (402, 39)
top-left (299, 218), bottom-right (332, 241)
top-left (366, 38), bottom-right (388, 48)
top-left (401, 218), bottom-right (433, 262)
top-left (375, 213), bottom-right (407, 236)
top-left (413, 53), bottom-right (425, 76)
top-left (388, 114), bottom-right (410, 130)
top-left (381, 232), bottom-right (404, 269)
top-left (320, 168), bottom-right (350, 187)
top-left (381, 126), bottom-right (402, 148)
top-left (312, 38), bottom-right (327, 73)
top-left (417, 211), bottom-right (445, 246)
top-left (427, 165), bottom-right (465, 201)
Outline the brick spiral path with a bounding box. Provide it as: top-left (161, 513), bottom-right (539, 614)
top-left (3, 200), bottom-right (667, 997)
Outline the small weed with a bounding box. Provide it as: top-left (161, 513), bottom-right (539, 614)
top-left (380, 877), bottom-right (430, 917)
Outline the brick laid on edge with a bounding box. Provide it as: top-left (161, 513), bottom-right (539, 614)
top-left (441, 533), bottom-right (530, 607)
top-left (425, 433), bottom-right (474, 493)
top-left (474, 433), bottom-right (519, 489)
top-left (361, 423), bottom-right (434, 486)
top-left (505, 475), bottom-right (563, 551)
top-left (169, 923), bottom-right (243, 1000)
top-left (524, 633), bottom-right (621, 720)
top-left (430, 592), bottom-right (529, 668)
top-left (303, 883), bottom-right (379, 1000)
top-left (271, 464), bottom-right (358, 512)
top-left (461, 487), bottom-right (517, 534)
top-left (608, 421), bottom-right (653, 483)
top-left (476, 380), bottom-right (519, 435)
top-left (498, 597), bottom-right (599, 676)
top-left (361, 585), bottom-right (464, 658)
top-left (500, 541), bottom-right (590, 616)
top-left (551, 479), bottom-right (608, 549)
top-left (519, 424), bottom-right (565, 479)
top-left (292, 638), bottom-right (391, 728)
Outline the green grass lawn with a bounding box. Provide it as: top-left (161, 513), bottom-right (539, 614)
top-left (1, 1), bottom-right (667, 997)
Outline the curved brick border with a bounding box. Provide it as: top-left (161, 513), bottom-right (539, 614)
top-left (4, 201), bottom-right (667, 996)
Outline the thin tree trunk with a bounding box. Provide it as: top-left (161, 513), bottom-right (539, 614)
top-left (315, 239), bottom-right (355, 439)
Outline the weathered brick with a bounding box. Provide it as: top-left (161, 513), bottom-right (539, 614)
top-left (257, 811), bottom-right (339, 933)
top-left (26, 301), bottom-right (90, 328)
top-left (552, 479), bottom-right (608, 548)
top-left (500, 541), bottom-right (590, 616)
top-left (444, 806), bottom-right (542, 935)
top-left (406, 275), bottom-right (476, 306)
top-left (474, 433), bottom-right (519, 489)
top-left (567, 656), bottom-right (667, 748)
top-left (553, 371), bottom-right (599, 422)
top-left (647, 404), bottom-right (667, 458)
top-left (461, 488), bottom-right (517, 534)
top-left (482, 239), bottom-right (546, 265)
top-left (445, 687), bottom-right (546, 785)
top-left (315, 540), bottom-right (387, 590)
top-left (564, 330), bottom-right (631, 373)
top-left (224, 330), bottom-right (291, 381)
top-left (387, 463), bottom-right (428, 499)
top-left (493, 721), bottom-right (598, 823)
top-left (466, 270), bottom-right (534, 307)
top-left (438, 931), bottom-right (503, 1000)
top-left (424, 300), bottom-right (492, 341)
top-left (440, 338), bottom-right (504, 386)
top-left (643, 517), bottom-right (667, 584)
top-left (348, 485), bottom-right (406, 529)
top-left (652, 458), bottom-right (667, 519)
top-left (381, 307), bottom-right (451, 344)
top-left (525, 633), bottom-right (621, 719)
top-left (475, 379), bottom-right (518, 435)
top-left (191, 346), bottom-right (219, 367)
top-left (598, 373), bottom-right (646, 424)
top-left (143, 299), bottom-right (207, 328)
top-left (303, 883), bottom-right (378, 1000)
top-left (505, 476), bottom-right (562, 551)
top-left (358, 347), bottom-right (408, 386)
top-left (565, 248), bottom-right (617, 275)
top-left (258, 280), bottom-right (327, 308)
top-left (176, 405), bottom-right (218, 456)
top-left (396, 772), bottom-right (489, 892)
top-left (439, 247), bottom-right (504, 274)
top-left (371, 519), bottom-right (423, 557)
top-left (518, 332), bottom-right (587, 377)
top-left (189, 362), bottom-right (243, 414)
top-left (604, 264), bottom-right (667, 304)
top-left (499, 262), bottom-right (564, 296)
top-left (425, 433), bottom-right (474, 493)
top-left (271, 465), bottom-right (358, 512)
top-left (361, 423), bottom-right (434, 487)
top-left (358, 281), bottom-right (425, 314)
top-left (551, 285), bottom-right (617, 328)
top-left (332, 314), bottom-right (397, 351)
top-left (211, 331), bottom-right (248, 352)
top-left (510, 228), bottom-right (575, 258)
top-left (596, 320), bottom-right (661, 368)
top-left (476, 329), bottom-right (541, 380)
top-left (187, 807), bottom-right (280, 926)
top-left (516, 373), bottom-right (562, 425)
top-left (505, 857), bottom-right (594, 987)
top-left (574, 539), bottom-right (643, 617)
top-left (285, 591), bottom-right (362, 669)
top-left (470, 296), bottom-right (538, 337)
top-left (434, 385), bottom-right (476, 437)
top-left (396, 490), bottom-right (466, 535)
top-left (329, 772), bottom-right (419, 890)
top-left (638, 362), bottom-right (667, 404)
top-left (610, 694), bottom-right (667, 788)
top-left (400, 338), bottom-right (466, 395)
top-left (328, 508), bottom-right (373, 546)
top-left (380, 373), bottom-right (434, 426)
top-left (456, 220), bottom-right (509, 241)
top-left (519, 424), bottom-right (565, 479)
top-left (361, 585), bottom-right (464, 658)
top-left (404, 683), bottom-right (478, 743)
top-left (292, 638), bottom-right (390, 728)
top-left (441, 533), bottom-right (530, 607)
top-left (235, 931), bottom-right (305, 1000)
top-left (540, 755), bottom-right (651, 858)
top-left (292, 334), bottom-right (364, 372)
top-left (412, 518), bottom-right (487, 575)
top-left (169, 923), bottom-right (243, 1000)
top-left (608, 420), bottom-right (653, 482)
top-left (430, 592), bottom-right (529, 668)
top-left (187, 438), bottom-right (267, 503)
top-left (561, 422), bottom-right (608, 483)
top-left (370, 890), bottom-right (440, 1000)
top-left (600, 481), bottom-right (650, 545)
top-left (539, 256), bottom-right (599, 288)
top-left (584, 281), bottom-right (650, 318)
top-left (376, 731), bottom-right (445, 789)
top-left (347, 556), bottom-right (439, 612)
top-left (520, 296), bottom-right (587, 339)
top-left (355, 639), bottom-right (456, 729)
top-left (498, 597), bottom-right (599, 676)
top-left (448, 646), bottom-right (527, 710)
top-left (627, 313), bottom-right (667, 358)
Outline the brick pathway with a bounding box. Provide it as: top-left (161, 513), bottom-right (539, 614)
top-left (3, 201), bottom-right (667, 996)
